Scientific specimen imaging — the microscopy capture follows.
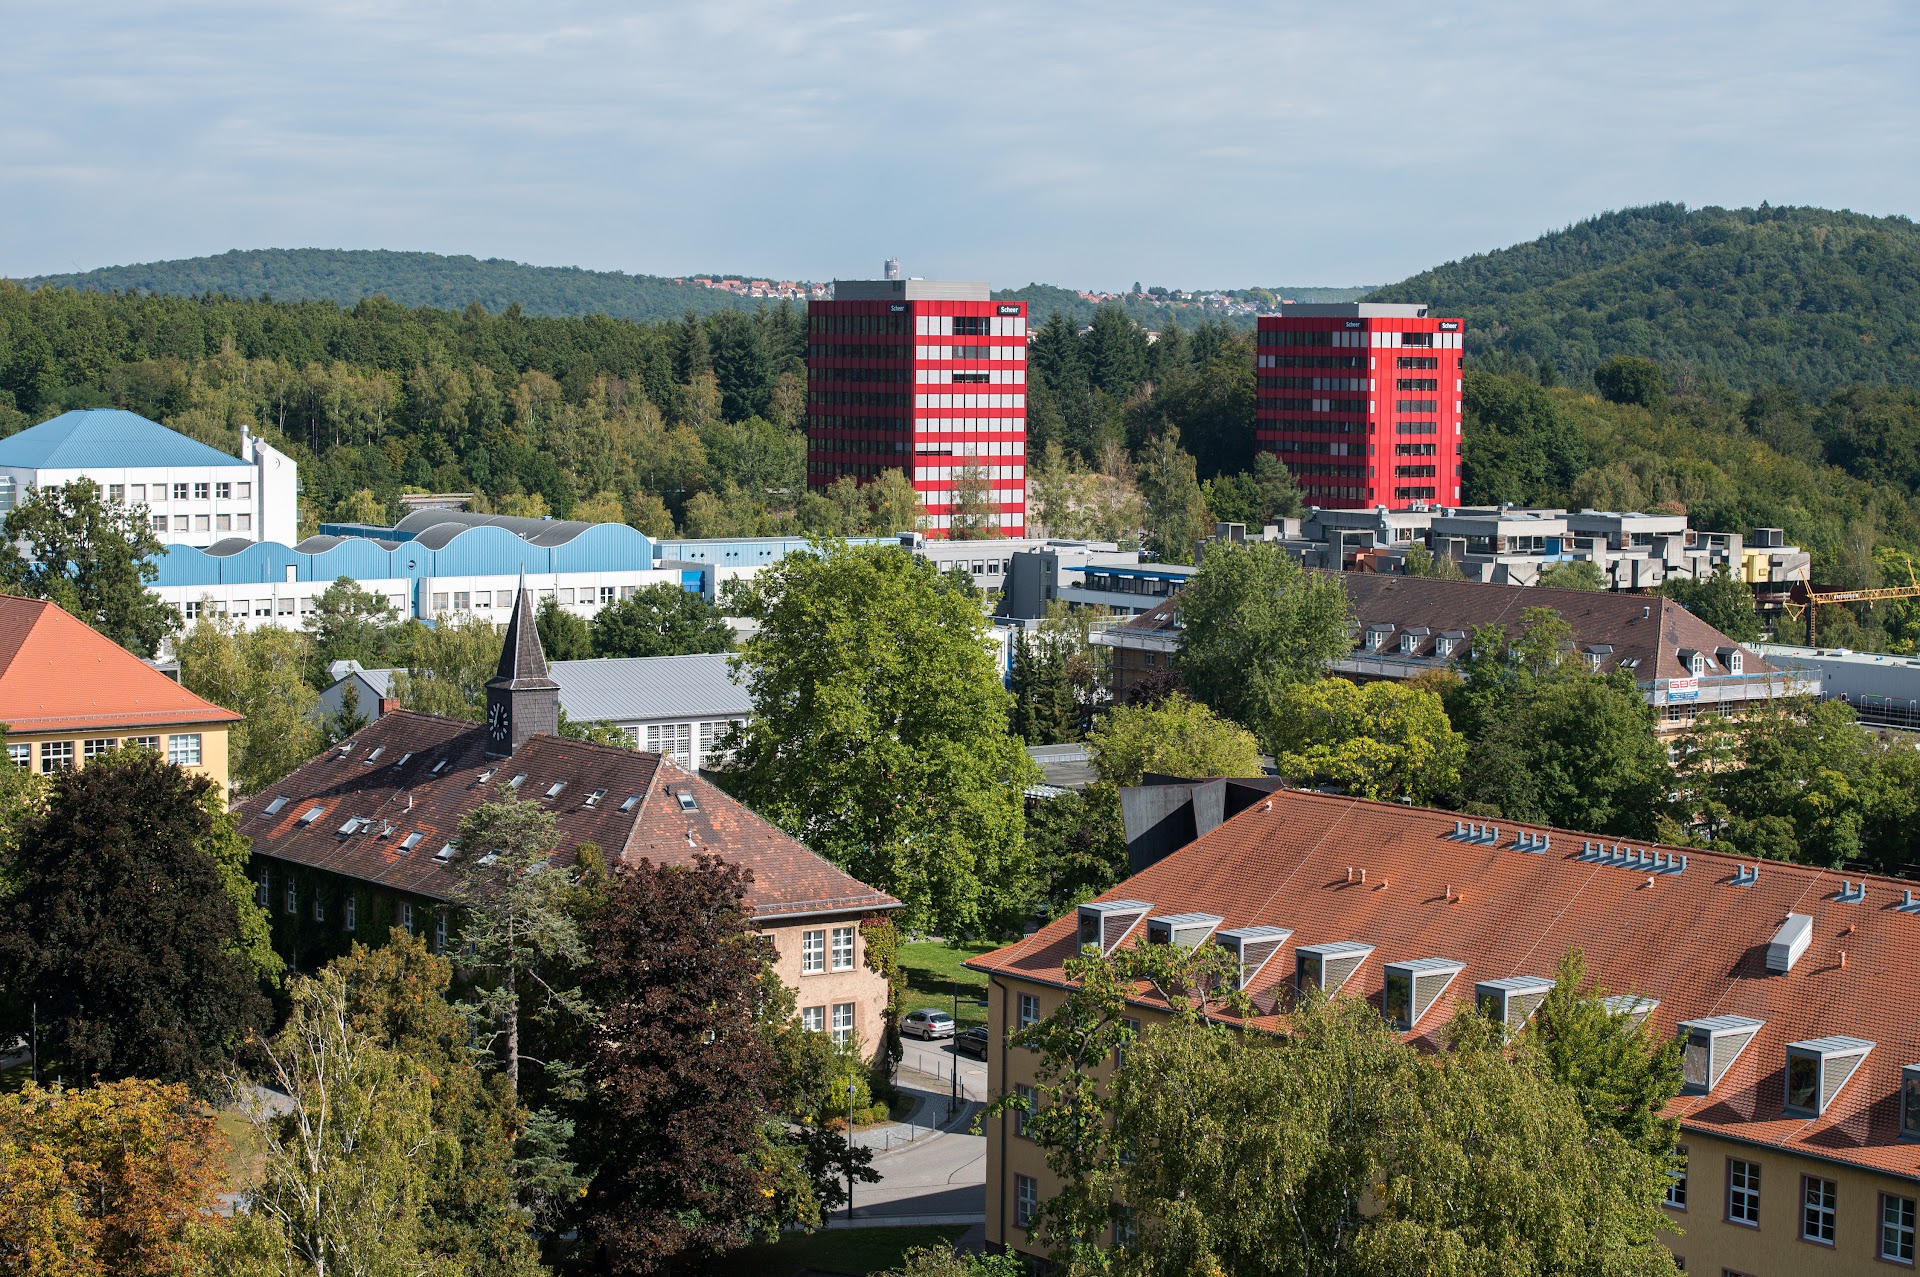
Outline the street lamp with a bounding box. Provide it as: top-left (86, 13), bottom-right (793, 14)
top-left (846, 1076), bottom-right (857, 1222)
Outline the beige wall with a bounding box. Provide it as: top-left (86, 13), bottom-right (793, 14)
top-left (761, 911), bottom-right (891, 1063)
top-left (983, 970), bottom-right (1920, 1274)
top-left (6, 724), bottom-right (231, 794)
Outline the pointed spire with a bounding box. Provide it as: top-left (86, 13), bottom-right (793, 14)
top-left (491, 574), bottom-right (554, 687)
top-left (484, 576), bottom-right (560, 756)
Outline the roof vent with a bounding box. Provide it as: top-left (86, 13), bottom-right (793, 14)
top-left (1475, 975), bottom-right (1554, 1035)
top-left (1384, 958), bottom-right (1466, 1031)
top-left (1603, 994), bottom-right (1658, 1027)
top-left (1145, 912), bottom-right (1223, 951)
top-left (1678, 1015), bottom-right (1766, 1095)
top-left (1767, 914), bottom-right (1813, 973)
top-left (1296, 941), bottom-right (1374, 997)
top-left (1898, 890), bottom-right (1920, 915)
top-left (1449, 822), bottom-right (1498, 844)
top-left (297, 805), bottom-right (326, 826)
top-left (1834, 880), bottom-right (1867, 904)
top-left (1730, 863), bottom-right (1759, 886)
top-left (263, 796), bottom-right (289, 815)
top-left (1512, 831), bottom-right (1550, 853)
top-left (1077, 900), bottom-right (1152, 956)
top-left (1213, 925), bottom-right (1293, 990)
top-left (1784, 1036), bottom-right (1873, 1117)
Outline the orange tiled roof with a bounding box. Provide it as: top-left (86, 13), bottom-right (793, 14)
top-left (970, 788), bottom-right (1920, 1183)
top-left (0, 595), bottom-right (240, 733)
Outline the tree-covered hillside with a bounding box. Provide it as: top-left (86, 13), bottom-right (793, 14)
top-left (16, 249), bottom-right (788, 323)
top-left (1371, 204), bottom-right (1920, 396)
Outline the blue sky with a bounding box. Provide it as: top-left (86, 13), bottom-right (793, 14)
top-left (4, 2), bottom-right (1916, 290)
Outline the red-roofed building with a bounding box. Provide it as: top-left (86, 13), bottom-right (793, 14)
top-left (234, 585), bottom-right (900, 1059)
top-left (0, 594), bottom-right (240, 788)
top-left (971, 787), bottom-right (1920, 1272)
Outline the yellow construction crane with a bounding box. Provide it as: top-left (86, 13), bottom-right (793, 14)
top-left (1782, 560), bottom-right (1920, 645)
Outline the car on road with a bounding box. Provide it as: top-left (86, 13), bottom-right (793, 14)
top-left (901, 1008), bottom-right (957, 1040)
top-left (954, 1025), bottom-right (991, 1059)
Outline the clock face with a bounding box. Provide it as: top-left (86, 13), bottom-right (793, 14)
top-left (487, 702), bottom-right (509, 741)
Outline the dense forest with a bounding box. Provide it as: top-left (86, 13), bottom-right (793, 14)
top-left (15, 246), bottom-right (1366, 329)
top-left (1373, 203), bottom-right (1920, 395)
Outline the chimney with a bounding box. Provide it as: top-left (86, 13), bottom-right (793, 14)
top-left (378, 696), bottom-right (400, 718)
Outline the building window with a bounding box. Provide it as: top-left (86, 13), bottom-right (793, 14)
top-left (1665, 1147), bottom-right (1688, 1210)
top-left (168, 734), bottom-right (203, 767)
top-left (108, 483), bottom-right (125, 502)
top-left (236, 513), bottom-right (251, 531)
top-left (344, 894), bottom-right (356, 932)
top-left (453, 592), bottom-right (470, 610)
top-left (1801, 1176), bottom-right (1836, 1244)
top-left (193, 482), bottom-right (209, 500)
top-left (645, 722), bottom-right (693, 767)
top-left (1014, 1083), bottom-right (1036, 1138)
top-left (216, 514), bottom-right (231, 531)
top-left (126, 735), bottom-right (159, 752)
top-left (432, 592), bottom-right (450, 612)
top-left (1115, 1016), bottom-right (1140, 1069)
top-left (830, 1003), bottom-right (855, 1046)
top-left (256, 868), bottom-right (270, 909)
top-left (173, 515), bottom-right (189, 532)
top-left (801, 929), bottom-right (826, 974)
top-left (1883, 1194), bottom-right (1916, 1264)
top-left (194, 514), bottom-right (210, 532)
top-left (801, 1005), bottom-right (825, 1033)
top-left (173, 483), bottom-right (189, 500)
top-left (7, 743), bottom-right (28, 770)
top-left (1114, 1206), bottom-right (1137, 1247)
top-left (1015, 1174), bottom-right (1038, 1229)
top-left (237, 482), bottom-right (251, 499)
top-left (39, 740), bottom-right (73, 773)
top-left (285, 879), bottom-right (297, 913)
top-left (1018, 992), bottom-right (1041, 1031)
top-left (400, 901), bottom-right (414, 931)
top-left (831, 926), bottom-right (856, 971)
top-left (152, 514), bottom-right (167, 532)
top-left (1728, 1158), bottom-right (1760, 1226)
top-left (312, 891), bottom-right (325, 923)
top-left (434, 911), bottom-right (448, 953)
top-left (600, 586), bottom-right (615, 605)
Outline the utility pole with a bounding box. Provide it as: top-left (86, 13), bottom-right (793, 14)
top-left (846, 1077), bottom-right (857, 1223)
top-left (950, 984), bottom-right (960, 1116)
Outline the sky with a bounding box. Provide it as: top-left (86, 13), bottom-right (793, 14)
top-left (3, 2), bottom-right (1917, 290)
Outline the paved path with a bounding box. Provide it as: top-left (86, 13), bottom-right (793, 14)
top-left (830, 1053), bottom-right (987, 1227)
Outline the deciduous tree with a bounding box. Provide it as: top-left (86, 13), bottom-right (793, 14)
top-left (1266, 677), bottom-right (1464, 803)
top-left (589, 582), bottom-right (733, 659)
top-left (176, 616), bottom-right (323, 794)
top-left (0, 476), bottom-right (177, 657)
top-left (1085, 692), bottom-right (1262, 788)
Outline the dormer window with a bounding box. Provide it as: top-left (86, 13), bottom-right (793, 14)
top-left (1717, 646), bottom-right (1744, 675)
top-left (1364, 625), bottom-right (1394, 652)
top-left (1784, 1037), bottom-right (1873, 1117)
top-left (1296, 942), bottom-right (1374, 997)
top-left (1145, 912), bottom-right (1223, 951)
top-left (1902, 1065), bottom-right (1920, 1140)
top-left (1680, 648), bottom-right (1710, 677)
top-left (1214, 925), bottom-right (1293, 990)
top-left (1604, 994), bottom-right (1659, 1028)
top-left (1584, 644), bottom-right (1613, 672)
top-left (1476, 975), bottom-right (1554, 1036)
top-left (1678, 1015), bottom-right (1765, 1095)
top-left (1383, 958), bottom-right (1466, 1031)
top-left (1077, 900), bottom-right (1152, 956)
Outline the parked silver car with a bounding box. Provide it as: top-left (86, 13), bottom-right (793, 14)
top-left (901, 1008), bottom-right (957, 1039)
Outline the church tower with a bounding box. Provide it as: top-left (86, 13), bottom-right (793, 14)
top-left (483, 581), bottom-right (560, 756)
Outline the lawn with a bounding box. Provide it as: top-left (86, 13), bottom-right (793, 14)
top-left (711, 1224), bottom-right (965, 1276)
top-left (897, 939), bottom-right (998, 1030)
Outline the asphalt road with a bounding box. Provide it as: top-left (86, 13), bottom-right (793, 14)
top-left (839, 1042), bottom-right (989, 1225)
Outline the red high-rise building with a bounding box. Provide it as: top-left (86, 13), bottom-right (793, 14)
top-left (1254, 303), bottom-right (1464, 511)
top-left (806, 274), bottom-right (1027, 537)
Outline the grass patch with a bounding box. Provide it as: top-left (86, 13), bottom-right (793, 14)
top-left (898, 939), bottom-right (998, 1030)
top-left (215, 1108), bottom-right (268, 1192)
top-left (712, 1224), bottom-right (965, 1276)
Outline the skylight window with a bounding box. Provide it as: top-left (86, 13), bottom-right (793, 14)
top-left (297, 805), bottom-right (327, 826)
top-left (477, 768), bottom-right (496, 784)
top-left (619, 795), bottom-right (640, 812)
top-left (583, 788), bottom-right (607, 809)
top-left (675, 790), bottom-right (699, 812)
top-left (545, 782), bottom-right (566, 799)
top-left (399, 832), bottom-right (425, 852)
top-left (337, 816), bottom-right (366, 836)
top-left (396, 752), bottom-right (413, 767)
top-left (430, 760), bottom-right (448, 774)
top-left (365, 746), bottom-right (384, 762)
top-left (508, 774), bottom-right (527, 790)
top-left (434, 843), bottom-right (458, 862)
top-left (263, 796), bottom-right (289, 815)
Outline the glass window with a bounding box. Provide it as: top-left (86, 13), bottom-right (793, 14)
top-left (1786, 1054), bottom-right (1820, 1113)
top-left (130, 484), bottom-right (145, 502)
top-left (168, 734), bottom-right (203, 767)
top-left (109, 484), bottom-right (125, 502)
top-left (1018, 993), bottom-right (1041, 1030)
top-left (7, 743), bottom-right (29, 770)
top-left (801, 929), bottom-right (825, 974)
top-left (600, 585), bottom-right (615, 604)
top-left (173, 515), bottom-right (189, 532)
top-left (256, 869), bottom-right (269, 908)
top-left (1903, 1068), bottom-right (1920, 1138)
top-left (432, 593), bottom-right (450, 612)
top-left (1014, 1083), bottom-right (1035, 1138)
top-left (831, 926), bottom-right (856, 971)
top-left (1883, 1194), bottom-right (1916, 1264)
top-left (1015, 1174), bottom-right (1038, 1228)
top-left (173, 483), bottom-right (189, 500)
top-left (1665, 1147), bottom-right (1688, 1209)
top-left (1802, 1176), bottom-right (1836, 1243)
top-left (152, 515), bottom-right (167, 532)
top-left (39, 740), bottom-right (73, 773)
top-left (194, 515), bottom-right (210, 532)
top-left (453, 592), bottom-right (470, 611)
top-left (344, 894), bottom-right (356, 932)
top-left (83, 738), bottom-right (117, 759)
top-left (312, 891), bottom-right (325, 923)
top-left (194, 482), bottom-right (209, 500)
top-left (237, 514), bottom-right (251, 530)
top-left (830, 1003), bottom-right (854, 1045)
top-left (400, 901), bottom-right (413, 931)
top-left (801, 1005), bottom-right (825, 1032)
top-left (1728, 1158), bottom-right (1760, 1226)
top-left (434, 911), bottom-right (448, 953)
top-left (285, 879), bottom-right (297, 913)
top-left (126, 735), bottom-right (159, 752)
top-left (217, 514), bottom-right (231, 531)
top-left (237, 482), bottom-right (252, 498)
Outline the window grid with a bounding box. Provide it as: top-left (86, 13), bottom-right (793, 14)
top-left (801, 1006), bottom-right (825, 1033)
top-left (167, 733), bottom-right (203, 767)
top-left (1883, 1193), bottom-right (1916, 1264)
top-left (7, 743), bottom-right (28, 770)
top-left (801, 929), bottom-right (826, 974)
top-left (830, 926), bottom-right (856, 971)
top-left (1665, 1147), bottom-right (1688, 1210)
top-left (1728, 1158), bottom-right (1760, 1226)
top-left (1014, 1083), bottom-right (1035, 1138)
top-left (39, 740), bottom-right (74, 773)
top-left (1015, 1174), bottom-right (1038, 1229)
top-left (830, 1002), bottom-right (855, 1046)
top-left (1018, 993), bottom-right (1041, 1031)
top-left (1801, 1175), bottom-right (1836, 1244)
top-left (83, 737), bottom-right (118, 758)
top-left (344, 894), bottom-right (356, 932)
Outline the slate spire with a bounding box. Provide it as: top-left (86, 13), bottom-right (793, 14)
top-left (483, 576), bottom-right (560, 756)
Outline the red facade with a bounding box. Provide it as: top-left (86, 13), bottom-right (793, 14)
top-left (1253, 308), bottom-right (1464, 511)
top-left (806, 291), bottom-right (1027, 537)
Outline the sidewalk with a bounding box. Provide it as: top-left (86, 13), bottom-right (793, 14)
top-left (850, 1062), bottom-right (978, 1155)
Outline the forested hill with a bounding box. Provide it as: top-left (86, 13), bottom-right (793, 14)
top-left (1370, 203), bottom-right (1920, 396)
top-left (15, 249), bottom-right (786, 323)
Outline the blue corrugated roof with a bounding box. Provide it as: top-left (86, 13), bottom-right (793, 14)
top-left (0, 409), bottom-right (249, 469)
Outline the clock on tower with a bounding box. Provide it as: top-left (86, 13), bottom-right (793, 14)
top-left (487, 701), bottom-right (509, 746)
top-left (483, 579), bottom-right (561, 757)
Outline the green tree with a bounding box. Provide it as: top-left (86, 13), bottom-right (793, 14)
top-left (590, 582), bottom-right (734, 659)
top-left (176, 616), bottom-right (323, 794)
top-left (1660, 566), bottom-right (1761, 643)
top-left (1008, 607), bottom-right (1105, 746)
top-left (1527, 951), bottom-right (1684, 1158)
top-left (1537, 558), bottom-right (1609, 590)
top-left (1085, 692), bottom-right (1263, 788)
top-left (948, 462), bottom-right (1001, 540)
top-left (1265, 677), bottom-right (1464, 803)
top-left (1135, 430), bottom-right (1208, 564)
top-left (323, 677), bottom-right (369, 745)
top-left (0, 750), bottom-right (270, 1086)
top-left (536, 592), bottom-right (594, 661)
top-left (306, 576), bottom-right (403, 673)
top-left (718, 541), bottom-right (1037, 934)
top-left (1460, 371), bottom-right (1591, 506)
top-left (1174, 539), bottom-right (1353, 730)
top-left (1403, 540), bottom-right (1464, 580)
top-left (392, 614), bottom-right (500, 720)
top-left (1594, 355), bottom-right (1669, 409)
top-left (0, 476), bottom-right (177, 657)
top-left (1024, 785), bottom-right (1128, 913)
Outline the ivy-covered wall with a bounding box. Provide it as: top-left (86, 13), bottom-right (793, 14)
top-left (252, 854), bottom-right (448, 972)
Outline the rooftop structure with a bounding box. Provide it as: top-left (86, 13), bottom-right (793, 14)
top-left (808, 271), bottom-right (1028, 537)
top-left (0, 593), bottom-right (240, 789)
top-left (0, 409), bottom-right (297, 548)
top-left (1755, 643), bottom-right (1920, 732)
top-left (972, 787), bottom-right (1920, 1272)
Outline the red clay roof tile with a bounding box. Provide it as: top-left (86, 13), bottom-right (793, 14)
top-left (0, 594), bottom-right (240, 733)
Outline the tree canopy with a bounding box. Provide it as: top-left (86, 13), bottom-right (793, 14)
top-left (0, 476), bottom-right (177, 657)
top-left (589, 582), bottom-right (733, 659)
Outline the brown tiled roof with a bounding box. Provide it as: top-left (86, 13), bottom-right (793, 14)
top-left (970, 788), bottom-right (1920, 1182)
top-left (234, 710), bottom-right (899, 921)
top-left (1111, 574), bottom-right (1774, 682)
top-left (0, 594), bottom-right (241, 734)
